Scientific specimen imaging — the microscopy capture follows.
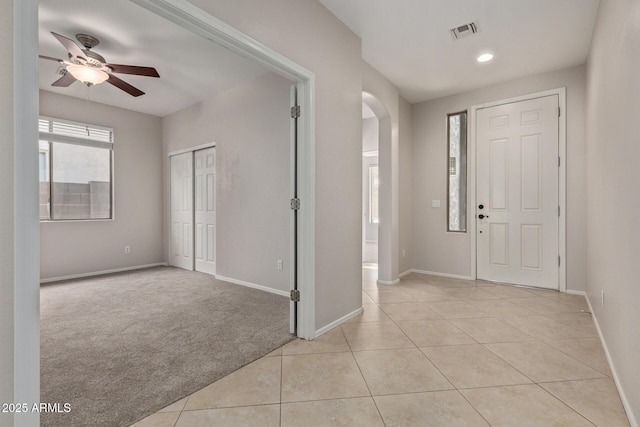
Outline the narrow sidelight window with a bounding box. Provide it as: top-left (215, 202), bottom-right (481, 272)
top-left (447, 111), bottom-right (467, 232)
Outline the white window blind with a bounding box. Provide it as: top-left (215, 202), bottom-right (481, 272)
top-left (39, 116), bottom-right (114, 149)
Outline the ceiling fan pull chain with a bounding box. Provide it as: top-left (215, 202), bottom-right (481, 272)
top-left (84, 86), bottom-right (93, 133)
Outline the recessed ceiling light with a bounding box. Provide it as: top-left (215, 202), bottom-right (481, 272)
top-left (477, 53), bottom-right (494, 63)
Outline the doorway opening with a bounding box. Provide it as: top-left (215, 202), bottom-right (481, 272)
top-left (125, 0), bottom-right (316, 338)
top-left (362, 91), bottom-right (396, 285)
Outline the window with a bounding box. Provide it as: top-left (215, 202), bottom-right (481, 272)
top-left (39, 117), bottom-right (114, 221)
top-left (447, 111), bottom-right (467, 232)
top-left (369, 164), bottom-right (379, 224)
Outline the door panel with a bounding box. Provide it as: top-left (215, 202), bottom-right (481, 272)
top-left (489, 223), bottom-right (509, 266)
top-left (477, 95), bottom-right (559, 289)
top-left (170, 152), bottom-right (193, 270)
top-left (490, 139), bottom-right (508, 211)
top-left (194, 147), bottom-right (216, 275)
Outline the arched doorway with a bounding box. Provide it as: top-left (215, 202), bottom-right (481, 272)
top-left (362, 92), bottom-right (397, 285)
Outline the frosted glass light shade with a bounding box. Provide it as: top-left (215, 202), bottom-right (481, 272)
top-left (67, 64), bottom-right (109, 85)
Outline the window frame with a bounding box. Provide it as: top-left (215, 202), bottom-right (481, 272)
top-left (446, 110), bottom-right (468, 233)
top-left (39, 116), bottom-right (115, 222)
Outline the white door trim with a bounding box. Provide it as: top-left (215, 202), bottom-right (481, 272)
top-left (133, 0), bottom-right (316, 338)
top-left (169, 147), bottom-right (217, 273)
top-left (13, 0), bottom-right (40, 422)
top-left (469, 88), bottom-right (566, 292)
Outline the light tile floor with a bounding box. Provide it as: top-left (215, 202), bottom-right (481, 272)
top-left (132, 268), bottom-right (630, 426)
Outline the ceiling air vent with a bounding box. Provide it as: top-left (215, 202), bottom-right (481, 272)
top-left (450, 22), bottom-right (479, 40)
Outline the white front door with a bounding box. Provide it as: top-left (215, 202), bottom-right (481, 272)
top-left (170, 152), bottom-right (194, 270)
top-left (194, 147), bottom-right (216, 275)
top-left (476, 95), bottom-right (559, 289)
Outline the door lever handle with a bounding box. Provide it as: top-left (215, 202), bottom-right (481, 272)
top-left (478, 214), bottom-right (489, 219)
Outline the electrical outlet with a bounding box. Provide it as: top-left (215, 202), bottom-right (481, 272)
top-left (277, 259), bottom-right (283, 270)
top-left (124, 246), bottom-right (131, 254)
top-left (601, 290), bottom-right (605, 308)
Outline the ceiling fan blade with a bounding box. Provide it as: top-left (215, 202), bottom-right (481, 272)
top-left (39, 55), bottom-right (63, 62)
top-left (106, 74), bottom-right (145, 97)
top-left (51, 72), bottom-right (77, 87)
top-left (106, 64), bottom-right (160, 77)
top-left (51, 32), bottom-right (87, 62)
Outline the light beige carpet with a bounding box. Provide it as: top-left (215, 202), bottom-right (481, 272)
top-left (40, 266), bottom-right (293, 427)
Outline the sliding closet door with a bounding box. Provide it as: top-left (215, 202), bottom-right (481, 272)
top-left (194, 147), bottom-right (216, 275)
top-left (170, 152), bottom-right (194, 270)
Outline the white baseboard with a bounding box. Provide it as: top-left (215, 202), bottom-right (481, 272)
top-left (586, 296), bottom-right (638, 427)
top-left (408, 269), bottom-right (473, 281)
top-left (315, 306), bottom-right (364, 337)
top-left (399, 270), bottom-right (413, 278)
top-left (566, 289), bottom-right (587, 296)
top-left (375, 268), bottom-right (472, 285)
top-left (215, 275), bottom-right (290, 298)
top-left (40, 262), bottom-right (168, 284)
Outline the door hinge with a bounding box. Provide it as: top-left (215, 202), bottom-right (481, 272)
top-left (558, 205), bottom-right (561, 217)
top-left (290, 289), bottom-right (300, 302)
top-left (558, 107), bottom-right (561, 117)
top-left (558, 156), bottom-right (561, 167)
top-left (291, 105), bottom-right (300, 119)
top-left (558, 255), bottom-right (561, 267)
top-left (290, 198), bottom-right (301, 210)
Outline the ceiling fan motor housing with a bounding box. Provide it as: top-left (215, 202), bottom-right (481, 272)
top-left (76, 33), bottom-right (100, 49)
top-left (82, 49), bottom-right (107, 67)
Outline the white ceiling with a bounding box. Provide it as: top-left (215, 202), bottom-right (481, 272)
top-left (38, 0), bottom-right (271, 117)
top-left (320, 0), bottom-right (600, 103)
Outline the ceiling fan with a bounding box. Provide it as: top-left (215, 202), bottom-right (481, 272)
top-left (39, 32), bottom-right (160, 97)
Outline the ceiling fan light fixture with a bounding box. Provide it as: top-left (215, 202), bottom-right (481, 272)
top-left (66, 63), bottom-right (109, 85)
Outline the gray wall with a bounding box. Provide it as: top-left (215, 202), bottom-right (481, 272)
top-left (411, 64), bottom-right (587, 292)
top-left (585, 0), bottom-right (640, 422)
top-left (39, 91), bottom-right (164, 280)
top-left (0, 1), bottom-right (15, 423)
top-left (163, 72), bottom-right (291, 293)
top-left (187, 0), bottom-right (364, 330)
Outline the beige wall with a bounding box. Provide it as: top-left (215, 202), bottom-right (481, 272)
top-left (363, 62), bottom-right (400, 283)
top-left (411, 64), bottom-right (587, 292)
top-left (362, 117), bottom-right (378, 152)
top-left (163, 72), bottom-right (292, 293)
top-left (362, 117), bottom-right (379, 244)
top-left (187, 0), bottom-right (364, 330)
top-left (585, 0), bottom-right (640, 422)
top-left (362, 61), bottom-right (413, 283)
top-left (39, 91), bottom-right (164, 280)
top-left (399, 97), bottom-right (413, 275)
top-left (0, 1), bottom-right (15, 422)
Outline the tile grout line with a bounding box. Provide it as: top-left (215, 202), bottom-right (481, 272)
top-left (279, 353), bottom-right (283, 427)
top-left (340, 325), bottom-right (389, 427)
top-left (534, 383), bottom-right (599, 427)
